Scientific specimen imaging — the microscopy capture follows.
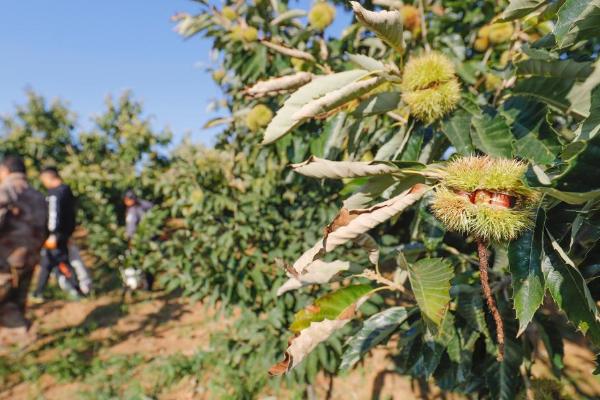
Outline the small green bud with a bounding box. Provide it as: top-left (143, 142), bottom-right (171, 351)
top-left (221, 6), bottom-right (237, 21)
top-left (231, 25), bottom-right (258, 42)
top-left (246, 104), bottom-right (273, 132)
top-left (212, 69), bottom-right (226, 83)
top-left (308, 2), bottom-right (336, 31)
top-left (488, 22), bottom-right (514, 44)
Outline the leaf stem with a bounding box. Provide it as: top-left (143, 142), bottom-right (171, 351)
top-left (359, 269), bottom-right (407, 294)
top-left (477, 239), bottom-right (505, 361)
top-left (418, 0), bottom-right (431, 52)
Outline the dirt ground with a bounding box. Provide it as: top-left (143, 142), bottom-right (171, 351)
top-left (1, 290), bottom-right (600, 399)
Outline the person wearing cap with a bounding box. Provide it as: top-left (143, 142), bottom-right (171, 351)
top-left (122, 190), bottom-right (154, 292)
top-left (31, 166), bottom-right (83, 301)
top-left (123, 189), bottom-right (154, 240)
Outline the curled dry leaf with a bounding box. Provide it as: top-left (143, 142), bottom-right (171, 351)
top-left (347, 53), bottom-right (385, 72)
top-left (276, 259), bottom-right (359, 296)
top-left (324, 207), bottom-right (360, 237)
top-left (263, 69), bottom-right (369, 144)
top-left (276, 235), bottom-right (378, 296)
top-left (290, 184), bottom-right (429, 273)
top-left (270, 9), bottom-right (306, 26)
top-left (318, 37), bottom-right (329, 61)
top-left (350, 1), bottom-right (404, 53)
top-left (261, 40), bottom-right (316, 62)
top-left (291, 156), bottom-right (398, 179)
top-left (292, 76), bottom-right (384, 120)
top-left (354, 233), bottom-right (380, 265)
top-left (322, 184), bottom-right (429, 253)
top-left (269, 285), bottom-right (372, 375)
top-left (268, 319), bottom-right (349, 375)
top-left (245, 72), bottom-right (313, 98)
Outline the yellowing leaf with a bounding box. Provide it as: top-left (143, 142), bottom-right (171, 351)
top-left (263, 70), bottom-right (370, 144)
top-left (245, 72), bottom-right (313, 98)
top-left (292, 76), bottom-right (384, 120)
top-left (289, 184), bottom-right (429, 274)
top-left (291, 156), bottom-right (399, 179)
top-left (269, 284), bottom-right (372, 375)
top-left (261, 40), bottom-right (316, 62)
top-left (276, 259), bottom-right (362, 296)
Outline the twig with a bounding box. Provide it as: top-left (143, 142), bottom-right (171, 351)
top-left (359, 269), bottom-right (407, 294)
top-left (477, 239), bottom-right (505, 361)
top-left (418, 0), bottom-right (431, 52)
top-left (441, 244), bottom-right (479, 266)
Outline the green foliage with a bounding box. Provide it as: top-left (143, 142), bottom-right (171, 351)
top-left (1, 91), bottom-right (170, 283)
top-left (508, 206), bottom-right (546, 335)
top-left (194, 0), bottom-right (600, 396)
top-left (408, 258), bottom-right (453, 326)
top-left (289, 284), bottom-right (372, 333)
top-left (340, 306), bottom-right (410, 370)
top-left (2, 0), bottom-right (600, 397)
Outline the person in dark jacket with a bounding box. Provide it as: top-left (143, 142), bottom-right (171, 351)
top-left (31, 166), bottom-right (83, 300)
top-left (0, 155), bottom-right (47, 346)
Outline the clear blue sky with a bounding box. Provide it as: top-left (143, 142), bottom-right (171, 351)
top-left (0, 1), bottom-right (351, 146)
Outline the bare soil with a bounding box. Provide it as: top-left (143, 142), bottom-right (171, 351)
top-left (1, 290), bottom-right (599, 399)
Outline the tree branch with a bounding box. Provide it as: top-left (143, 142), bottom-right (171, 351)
top-left (477, 239), bottom-right (505, 361)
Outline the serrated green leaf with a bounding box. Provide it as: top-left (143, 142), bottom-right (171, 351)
top-left (539, 187), bottom-right (600, 204)
top-left (441, 110), bottom-right (474, 155)
top-left (347, 53), bottom-right (385, 71)
top-left (513, 133), bottom-right (556, 164)
top-left (408, 258), bottom-right (454, 326)
top-left (456, 290), bottom-right (489, 336)
top-left (512, 77), bottom-right (573, 113)
top-left (289, 284), bottom-right (373, 333)
top-left (485, 338), bottom-right (523, 400)
top-left (340, 307), bottom-right (410, 370)
top-left (553, 134), bottom-right (600, 192)
top-left (542, 239), bottom-right (600, 345)
top-left (553, 0), bottom-right (600, 48)
top-left (400, 128), bottom-right (424, 161)
top-left (537, 315), bottom-right (565, 376)
top-left (579, 85), bottom-right (600, 140)
top-left (262, 70), bottom-right (369, 144)
top-left (568, 60), bottom-right (600, 119)
top-left (500, 0), bottom-right (547, 21)
top-left (508, 207), bottom-right (546, 336)
top-left (470, 113), bottom-right (513, 158)
top-left (516, 59), bottom-right (593, 81)
top-left (353, 92), bottom-right (402, 117)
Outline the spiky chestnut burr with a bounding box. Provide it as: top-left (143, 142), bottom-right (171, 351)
top-left (431, 156), bottom-right (540, 360)
top-left (400, 52), bottom-right (461, 124)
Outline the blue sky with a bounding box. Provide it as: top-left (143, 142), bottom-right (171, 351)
top-left (0, 1), bottom-right (351, 146)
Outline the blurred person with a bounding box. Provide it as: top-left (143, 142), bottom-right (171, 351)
top-left (55, 243), bottom-right (93, 297)
top-left (31, 166), bottom-right (83, 301)
top-left (0, 155), bottom-right (47, 346)
top-left (123, 189), bottom-right (153, 241)
top-left (122, 189), bottom-right (154, 292)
